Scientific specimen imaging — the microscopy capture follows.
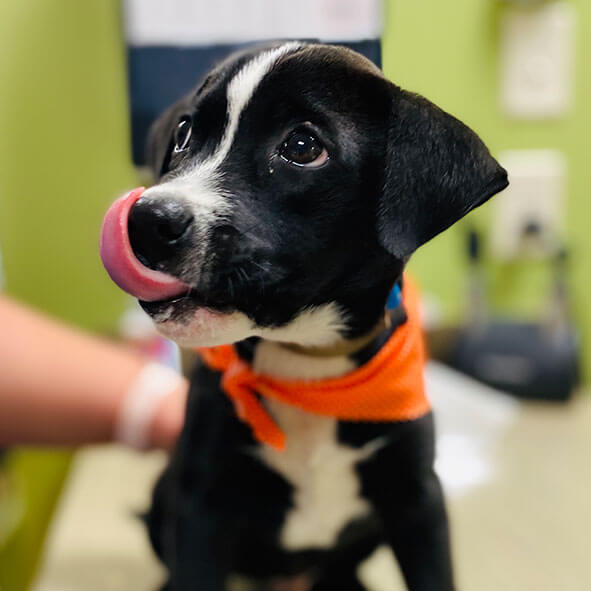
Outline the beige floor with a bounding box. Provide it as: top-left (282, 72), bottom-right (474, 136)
top-left (453, 395), bottom-right (591, 591)
top-left (33, 366), bottom-right (591, 591)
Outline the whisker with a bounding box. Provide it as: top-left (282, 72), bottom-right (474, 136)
top-left (249, 260), bottom-right (267, 273)
top-left (238, 267), bottom-right (249, 284)
top-left (182, 286), bottom-right (194, 301)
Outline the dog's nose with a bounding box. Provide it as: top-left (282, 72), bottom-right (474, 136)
top-left (128, 196), bottom-right (194, 270)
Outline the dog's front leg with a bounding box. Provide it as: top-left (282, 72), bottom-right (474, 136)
top-left (165, 498), bottom-right (236, 591)
top-left (359, 417), bottom-right (455, 591)
top-left (379, 469), bottom-right (454, 591)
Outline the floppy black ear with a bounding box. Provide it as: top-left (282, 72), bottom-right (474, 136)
top-left (145, 95), bottom-right (192, 179)
top-left (378, 87), bottom-right (508, 258)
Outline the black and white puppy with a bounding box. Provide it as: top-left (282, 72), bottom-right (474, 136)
top-left (105, 42), bottom-right (508, 590)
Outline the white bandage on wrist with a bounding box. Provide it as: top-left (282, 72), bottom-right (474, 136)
top-left (114, 362), bottom-right (185, 450)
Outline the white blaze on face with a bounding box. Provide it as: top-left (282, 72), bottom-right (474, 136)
top-left (199, 41), bottom-right (301, 176)
top-left (144, 41), bottom-right (302, 208)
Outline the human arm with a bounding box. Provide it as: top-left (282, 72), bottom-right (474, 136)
top-left (0, 294), bottom-right (187, 450)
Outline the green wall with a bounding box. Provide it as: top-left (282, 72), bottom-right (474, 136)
top-left (383, 0), bottom-right (590, 381)
top-left (0, 0), bottom-right (137, 328)
top-left (0, 2), bottom-right (138, 589)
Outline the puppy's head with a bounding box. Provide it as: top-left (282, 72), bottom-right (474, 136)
top-left (101, 43), bottom-right (507, 347)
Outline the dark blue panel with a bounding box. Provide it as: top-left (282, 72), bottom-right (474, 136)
top-left (127, 40), bottom-right (381, 165)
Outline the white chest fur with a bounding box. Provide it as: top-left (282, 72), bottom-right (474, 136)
top-left (259, 400), bottom-right (373, 551)
top-left (252, 340), bottom-right (380, 551)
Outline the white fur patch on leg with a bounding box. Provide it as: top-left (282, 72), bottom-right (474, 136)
top-left (357, 545), bottom-right (405, 591)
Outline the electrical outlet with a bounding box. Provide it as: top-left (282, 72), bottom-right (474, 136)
top-left (491, 150), bottom-right (566, 260)
top-left (500, 2), bottom-right (575, 119)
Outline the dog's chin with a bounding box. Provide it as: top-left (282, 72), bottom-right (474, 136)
top-left (139, 294), bottom-right (349, 349)
top-left (139, 297), bottom-right (255, 348)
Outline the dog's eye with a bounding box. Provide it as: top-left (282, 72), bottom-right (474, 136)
top-left (173, 116), bottom-right (192, 153)
top-left (279, 131), bottom-right (328, 167)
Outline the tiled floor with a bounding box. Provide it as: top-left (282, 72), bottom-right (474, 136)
top-left (33, 364), bottom-right (590, 590)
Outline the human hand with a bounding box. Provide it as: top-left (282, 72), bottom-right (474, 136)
top-left (146, 379), bottom-right (188, 451)
top-left (113, 363), bottom-right (189, 452)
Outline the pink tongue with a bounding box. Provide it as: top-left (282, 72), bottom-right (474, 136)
top-left (100, 187), bottom-right (190, 302)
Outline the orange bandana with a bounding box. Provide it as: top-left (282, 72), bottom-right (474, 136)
top-left (197, 277), bottom-right (429, 451)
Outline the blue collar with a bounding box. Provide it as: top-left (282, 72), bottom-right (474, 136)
top-left (386, 282), bottom-right (402, 310)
